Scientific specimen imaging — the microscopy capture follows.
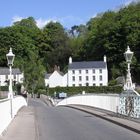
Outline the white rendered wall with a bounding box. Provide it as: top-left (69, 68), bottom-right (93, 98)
top-left (62, 73), bottom-right (68, 87)
top-left (0, 96), bottom-right (27, 135)
top-left (45, 73), bottom-right (68, 87)
top-left (68, 68), bottom-right (108, 87)
top-left (49, 71), bottom-right (63, 88)
top-left (0, 73), bottom-right (24, 86)
top-left (45, 78), bottom-right (49, 86)
top-left (57, 94), bottom-right (119, 113)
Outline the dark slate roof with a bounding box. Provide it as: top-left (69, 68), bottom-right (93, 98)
top-left (57, 70), bottom-right (64, 76)
top-left (0, 67), bottom-right (22, 75)
top-left (45, 73), bottom-right (52, 79)
top-left (68, 61), bottom-right (106, 69)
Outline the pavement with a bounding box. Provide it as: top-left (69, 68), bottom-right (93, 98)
top-left (0, 100), bottom-right (140, 140)
top-left (0, 106), bottom-right (38, 140)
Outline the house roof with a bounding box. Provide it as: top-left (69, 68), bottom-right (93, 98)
top-left (45, 73), bottom-right (52, 79)
top-left (0, 67), bottom-right (22, 75)
top-left (57, 70), bottom-right (64, 76)
top-left (68, 61), bottom-right (106, 69)
top-left (45, 70), bottom-right (64, 79)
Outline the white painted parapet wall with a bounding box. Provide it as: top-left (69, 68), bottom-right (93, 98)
top-left (0, 96), bottom-right (27, 135)
top-left (57, 94), bottom-right (120, 113)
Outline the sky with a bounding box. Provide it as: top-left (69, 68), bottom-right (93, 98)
top-left (0, 0), bottom-right (139, 29)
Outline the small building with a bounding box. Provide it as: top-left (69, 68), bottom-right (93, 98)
top-left (45, 70), bottom-right (67, 88)
top-left (45, 56), bottom-right (108, 88)
top-left (0, 67), bottom-right (24, 86)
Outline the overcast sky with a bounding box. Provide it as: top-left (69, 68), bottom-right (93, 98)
top-left (0, 0), bottom-right (139, 29)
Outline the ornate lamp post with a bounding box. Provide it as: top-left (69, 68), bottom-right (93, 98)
top-left (124, 46), bottom-right (134, 91)
top-left (124, 46), bottom-right (139, 95)
top-left (6, 48), bottom-right (15, 118)
top-left (6, 48), bottom-right (15, 99)
top-left (119, 46), bottom-right (140, 118)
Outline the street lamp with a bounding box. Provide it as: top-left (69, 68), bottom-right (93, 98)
top-left (124, 46), bottom-right (139, 95)
top-left (6, 48), bottom-right (15, 99)
top-left (124, 46), bottom-right (133, 91)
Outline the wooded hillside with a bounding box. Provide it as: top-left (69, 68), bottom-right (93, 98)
top-left (0, 2), bottom-right (139, 91)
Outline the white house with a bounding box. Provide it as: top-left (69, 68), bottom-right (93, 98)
top-left (45, 70), bottom-right (65, 88)
top-left (0, 67), bottom-right (24, 86)
top-left (45, 56), bottom-right (108, 88)
top-left (68, 56), bottom-right (108, 87)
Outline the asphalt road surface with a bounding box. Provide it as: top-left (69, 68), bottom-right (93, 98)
top-left (29, 99), bottom-right (140, 140)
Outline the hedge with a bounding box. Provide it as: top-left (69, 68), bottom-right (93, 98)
top-left (0, 86), bottom-right (18, 92)
top-left (46, 86), bottom-right (123, 97)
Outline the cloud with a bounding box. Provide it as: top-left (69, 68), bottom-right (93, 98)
top-left (124, 0), bottom-right (140, 6)
top-left (12, 16), bottom-right (24, 24)
top-left (11, 15), bottom-right (84, 29)
top-left (11, 16), bottom-right (57, 28)
top-left (36, 18), bottom-right (57, 28)
top-left (92, 14), bottom-right (97, 18)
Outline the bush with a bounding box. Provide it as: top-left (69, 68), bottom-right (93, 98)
top-left (38, 89), bottom-right (46, 94)
top-left (108, 79), bottom-right (118, 86)
top-left (0, 86), bottom-right (9, 91)
top-left (45, 86), bottom-right (123, 97)
top-left (16, 83), bottom-right (22, 95)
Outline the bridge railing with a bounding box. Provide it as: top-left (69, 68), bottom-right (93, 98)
top-left (57, 94), bottom-right (120, 113)
top-left (0, 96), bottom-right (27, 135)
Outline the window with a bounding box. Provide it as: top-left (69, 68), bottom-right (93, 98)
top-left (93, 83), bottom-right (96, 86)
top-left (86, 83), bottom-right (89, 86)
top-left (86, 70), bottom-right (88, 74)
top-left (93, 76), bottom-right (95, 81)
top-left (99, 69), bottom-right (102, 73)
top-left (72, 84), bottom-right (75, 87)
top-left (79, 70), bottom-right (81, 74)
top-left (100, 75), bottom-right (102, 81)
top-left (72, 76), bottom-right (75, 81)
top-left (93, 69), bottom-right (95, 73)
top-left (79, 84), bottom-right (82, 86)
top-left (72, 70), bottom-right (75, 74)
top-left (79, 76), bottom-right (82, 81)
top-left (100, 83), bottom-right (103, 86)
top-left (86, 76), bottom-right (89, 81)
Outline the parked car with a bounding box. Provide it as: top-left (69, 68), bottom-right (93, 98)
top-left (56, 92), bottom-right (67, 99)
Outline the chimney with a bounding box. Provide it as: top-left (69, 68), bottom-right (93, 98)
top-left (69, 56), bottom-right (72, 64)
top-left (104, 55), bottom-right (107, 62)
top-left (58, 66), bottom-right (60, 71)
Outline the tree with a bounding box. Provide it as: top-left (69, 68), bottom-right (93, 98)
top-left (42, 22), bottom-right (72, 72)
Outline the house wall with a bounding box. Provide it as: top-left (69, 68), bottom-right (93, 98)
top-left (49, 71), bottom-right (63, 88)
top-left (0, 73), bottom-right (24, 86)
top-left (62, 73), bottom-right (68, 87)
top-left (68, 68), bottom-right (108, 87)
top-left (45, 78), bottom-right (49, 87)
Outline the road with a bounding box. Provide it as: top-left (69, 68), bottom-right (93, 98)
top-left (30, 99), bottom-right (140, 140)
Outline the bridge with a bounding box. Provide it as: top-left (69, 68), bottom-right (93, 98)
top-left (0, 93), bottom-right (140, 140)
